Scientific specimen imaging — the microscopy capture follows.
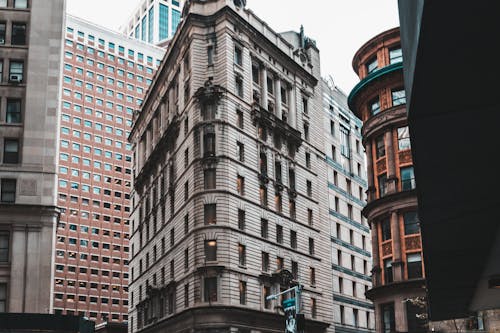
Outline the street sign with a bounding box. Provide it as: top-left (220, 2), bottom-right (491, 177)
top-left (282, 298), bottom-right (296, 310)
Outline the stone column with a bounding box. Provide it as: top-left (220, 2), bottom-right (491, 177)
top-left (261, 66), bottom-right (268, 110)
top-left (289, 84), bottom-right (296, 128)
top-left (390, 210), bottom-right (403, 281)
top-left (365, 142), bottom-right (376, 202)
top-left (275, 78), bottom-right (282, 119)
top-left (371, 222), bottom-right (381, 286)
top-left (385, 130), bottom-right (397, 193)
top-left (9, 225), bottom-right (27, 312)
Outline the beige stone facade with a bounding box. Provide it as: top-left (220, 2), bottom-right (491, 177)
top-left (129, 1), bottom-right (333, 332)
top-left (0, 0), bottom-right (66, 313)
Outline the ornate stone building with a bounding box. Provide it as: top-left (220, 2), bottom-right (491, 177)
top-left (0, 0), bottom-right (65, 313)
top-left (348, 28), bottom-right (426, 332)
top-left (128, 0), bottom-right (333, 332)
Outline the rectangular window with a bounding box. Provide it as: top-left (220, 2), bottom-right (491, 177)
top-left (159, 4), bottom-right (169, 40)
top-left (376, 135), bottom-right (385, 158)
top-left (235, 76), bottom-right (243, 98)
top-left (234, 45), bottom-right (243, 66)
top-left (276, 225), bottom-right (283, 244)
top-left (236, 141), bottom-right (245, 162)
top-left (0, 22), bottom-right (5, 44)
top-left (382, 218), bottom-right (391, 241)
top-left (207, 46), bottom-right (214, 65)
top-left (204, 277), bottom-right (217, 302)
top-left (261, 218), bottom-right (268, 239)
top-left (204, 240), bottom-right (217, 261)
top-left (0, 283), bottom-right (6, 312)
top-left (236, 110), bottom-right (244, 128)
top-left (252, 63), bottom-right (259, 84)
top-left (9, 61), bottom-right (23, 83)
top-left (238, 244), bottom-right (246, 266)
top-left (397, 126), bottom-right (411, 150)
top-left (407, 253), bottom-right (423, 279)
top-left (14, 0), bottom-right (28, 9)
top-left (239, 281), bottom-right (246, 305)
top-left (260, 185), bottom-right (267, 207)
top-left (401, 166), bottom-right (415, 191)
top-left (204, 204), bottom-right (216, 225)
top-left (0, 232), bottom-right (8, 262)
top-left (310, 267), bottom-right (316, 286)
top-left (3, 139), bottom-right (19, 164)
top-left (291, 261), bottom-right (298, 280)
top-left (262, 252), bottom-right (269, 272)
top-left (391, 88), bottom-right (406, 106)
top-left (384, 259), bottom-right (393, 283)
top-left (389, 48), bottom-right (403, 64)
top-left (370, 97), bottom-right (380, 115)
top-left (236, 175), bottom-right (245, 195)
top-left (290, 230), bottom-right (297, 249)
top-left (11, 23), bottom-right (26, 45)
top-left (309, 238), bottom-right (315, 255)
top-left (263, 285), bottom-right (271, 309)
top-left (1, 179), bottom-right (16, 203)
top-left (382, 303), bottom-right (396, 333)
top-left (311, 298), bottom-right (317, 318)
top-left (204, 169), bottom-right (216, 189)
top-left (367, 57), bottom-right (378, 74)
top-left (238, 209), bottom-right (245, 230)
top-left (404, 211), bottom-right (419, 235)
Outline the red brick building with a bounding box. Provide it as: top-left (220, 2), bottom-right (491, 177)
top-left (53, 15), bottom-right (164, 324)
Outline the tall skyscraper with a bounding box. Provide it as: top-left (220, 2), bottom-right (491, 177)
top-left (348, 27), bottom-right (425, 333)
top-left (0, 0), bottom-right (65, 314)
top-left (128, 1), bottom-right (333, 332)
top-left (53, 14), bottom-right (164, 323)
top-left (121, 0), bottom-right (184, 46)
top-left (323, 79), bottom-right (375, 332)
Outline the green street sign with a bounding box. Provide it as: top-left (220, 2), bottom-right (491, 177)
top-left (282, 298), bottom-right (295, 309)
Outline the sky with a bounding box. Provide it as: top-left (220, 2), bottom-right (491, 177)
top-left (66, 0), bottom-right (400, 94)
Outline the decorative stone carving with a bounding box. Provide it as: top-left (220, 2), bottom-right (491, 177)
top-left (382, 242), bottom-right (392, 256)
top-left (405, 235), bottom-right (421, 250)
top-left (376, 158), bottom-right (387, 174)
top-left (399, 150), bottom-right (413, 164)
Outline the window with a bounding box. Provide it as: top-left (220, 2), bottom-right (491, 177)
top-left (260, 185), bottom-right (267, 207)
top-left (391, 88), bottom-right (406, 106)
top-left (302, 97), bottom-right (308, 114)
top-left (1, 179), bottom-right (16, 203)
top-left (204, 169), bottom-right (216, 189)
top-left (0, 232), bottom-right (8, 262)
top-left (14, 0), bottom-right (28, 9)
top-left (375, 135), bottom-right (385, 158)
top-left (236, 110), bottom-right (244, 128)
top-left (305, 152), bottom-right (311, 168)
top-left (291, 261), bottom-right (298, 280)
top-left (204, 204), bottom-right (217, 224)
top-left (3, 139), bottom-right (19, 164)
top-left (290, 230), bottom-right (297, 249)
top-left (260, 218), bottom-right (268, 239)
top-left (0, 283), bottom-right (6, 312)
top-left (407, 253), bottom-right (423, 279)
top-left (237, 176), bottom-right (245, 195)
top-left (0, 23), bottom-right (5, 45)
top-left (309, 238), bottom-right (315, 255)
top-left (207, 46), bottom-right (214, 65)
top-left (404, 211), bottom-right (419, 235)
top-left (384, 259), bottom-right (393, 283)
top-left (9, 61), bottom-right (23, 83)
top-left (308, 209), bottom-right (313, 226)
top-left (204, 277), bottom-right (217, 302)
top-left (235, 76), bottom-right (243, 97)
top-left (203, 240), bottom-right (217, 262)
top-left (381, 219), bottom-right (391, 241)
top-left (367, 57), bottom-right (378, 74)
top-left (389, 47), bottom-right (403, 64)
top-left (262, 252), bottom-right (269, 272)
top-left (276, 225), bottom-right (283, 244)
top-left (234, 45), bottom-right (243, 66)
top-left (276, 256), bottom-right (284, 270)
top-left (370, 97), bottom-right (380, 115)
top-left (401, 167), bottom-right (415, 191)
top-left (382, 303), bottom-right (396, 333)
top-left (303, 123), bottom-right (309, 141)
top-left (238, 209), bottom-right (245, 230)
top-left (311, 298), bottom-right (317, 318)
top-left (238, 244), bottom-right (246, 266)
top-left (306, 180), bottom-right (312, 197)
top-left (203, 129), bottom-right (215, 156)
top-left (397, 126), bottom-right (411, 150)
top-left (263, 285), bottom-right (271, 309)
top-left (275, 193), bottom-right (282, 212)
top-left (236, 142), bottom-right (244, 162)
top-left (252, 63), bottom-right (259, 84)
top-left (11, 23), bottom-right (26, 45)
top-left (239, 281), bottom-right (246, 305)
top-left (310, 267), bottom-right (316, 286)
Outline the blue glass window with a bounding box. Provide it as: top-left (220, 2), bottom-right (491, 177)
top-left (159, 4), bottom-right (169, 40)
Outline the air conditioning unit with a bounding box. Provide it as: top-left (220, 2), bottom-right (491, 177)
top-left (9, 74), bottom-right (22, 83)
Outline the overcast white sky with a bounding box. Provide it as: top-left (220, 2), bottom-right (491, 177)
top-left (66, 0), bottom-right (400, 94)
